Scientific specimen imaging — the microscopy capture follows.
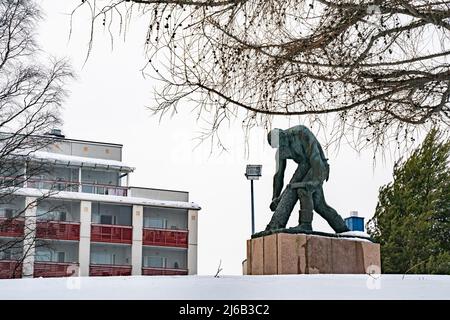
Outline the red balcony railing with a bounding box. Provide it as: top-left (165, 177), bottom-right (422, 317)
top-left (142, 267), bottom-right (188, 276)
top-left (143, 228), bottom-right (188, 248)
top-left (36, 221), bottom-right (80, 241)
top-left (0, 218), bottom-right (24, 237)
top-left (33, 262), bottom-right (78, 278)
top-left (0, 260), bottom-right (22, 279)
top-left (89, 264), bottom-right (132, 276)
top-left (91, 224), bottom-right (132, 244)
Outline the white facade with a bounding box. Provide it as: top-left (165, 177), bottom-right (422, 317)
top-left (0, 134), bottom-right (200, 278)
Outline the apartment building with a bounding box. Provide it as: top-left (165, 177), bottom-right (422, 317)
top-left (0, 130), bottom-right (200, 278)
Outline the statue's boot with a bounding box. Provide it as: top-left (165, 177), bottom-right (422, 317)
top-left (327, 215), bottom-right (350, 233)
top-left (289, 209), bottom-right (313, 232)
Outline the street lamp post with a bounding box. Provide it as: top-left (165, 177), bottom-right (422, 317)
top-left (245, 164), bottom-right (262, 235)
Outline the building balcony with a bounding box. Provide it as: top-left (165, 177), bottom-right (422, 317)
top-left (89, 264), bottom-right (132, 276)
top-left (0, 175), bottom-right (25, 188)
top-left (33, 262), bottom-right (78, 278)
top-left (0, 218), bottom-right (24, 238)
top-left (0, 260), bottom-right (22, 279)
top-left (143, 228), bottom-right (188, 248)
top-left (81, 182), bottom-right (128, 196)
top-left (27, 178), bottom-right (128, 196)
top-left (36, 221), bottom-right (80, 241)
top-left (27, 178), bottom-right (79, 192)
top-left (142, 267), bottom-right (188, 276)
top-left (91, 224), bottom-right (132, 244)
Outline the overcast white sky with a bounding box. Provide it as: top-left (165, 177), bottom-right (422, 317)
top-left (36, 0), bottom-right (411, 275)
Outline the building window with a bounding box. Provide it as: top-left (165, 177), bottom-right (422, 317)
top-left (4, 208), bottom-right (14, 219)
top-left (50, 210), bottom-right (67, 221)
top-left (0, 249), bottom-right (11, 260)
top-left (145, 256), bottom-right (167, 268)
top-left (36, 249), bottom-right (53, 262)
top-left (59, 211), bottom-right (67, 222)
top-left (144, 217), bottom-right (167, 229)
top-left (0, 206), bottom-right (17, 219)
top-left (38, 207), bottom-right (68, 221)
top-left (57, 252), bottom-right (65, 263)
top-left (100, 215), bottom-right (116, 225)
top-left (0, 247), bottom-right (21, 260)
top-left (92, 252), bottom-right (116, 265)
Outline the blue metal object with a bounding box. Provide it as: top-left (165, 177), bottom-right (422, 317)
top-left (344, 216), bottom-right (365, 232)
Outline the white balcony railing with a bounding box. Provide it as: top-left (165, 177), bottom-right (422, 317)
top-left (26, 178), bottom-right (128, 196)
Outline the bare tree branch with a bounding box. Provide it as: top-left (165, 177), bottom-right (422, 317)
top-left (0, 0), bottom-right (73, 278)
top-left (74, 0), bottom-right (450, 150)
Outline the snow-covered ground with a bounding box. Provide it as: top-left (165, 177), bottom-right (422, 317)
top-left (1, 275), bottom-right (449, 300)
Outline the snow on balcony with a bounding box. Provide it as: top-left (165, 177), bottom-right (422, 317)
top-left (10, 188), bottom-right (201, 210)
top-left (29, 151), bottom-right (135, 173)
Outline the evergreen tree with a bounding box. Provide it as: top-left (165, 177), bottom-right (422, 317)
top-left (368, 129), bottom-right (450, 274)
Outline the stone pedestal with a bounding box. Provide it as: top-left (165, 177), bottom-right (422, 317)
top-left (246, 233), bottom-right (381, 275)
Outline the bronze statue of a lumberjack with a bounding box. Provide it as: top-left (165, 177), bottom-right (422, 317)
top-left (265, 125), bottom-right (349, 233)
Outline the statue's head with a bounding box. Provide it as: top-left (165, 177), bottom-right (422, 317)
top-left (268, 128), bottom-right (283, 148)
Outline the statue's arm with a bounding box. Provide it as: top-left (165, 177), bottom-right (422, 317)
top-left (307, 143), bottom-right (327, 183)
top-left (272, 156), bottom-right (286, 200)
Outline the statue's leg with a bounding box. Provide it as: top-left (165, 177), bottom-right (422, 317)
top-left (297, 188), bottom-right (314, 231)
top-left (265, 187), bottom-right (298, 230)
top-left (265, 164), bottom-right (309, 231)
top-left (312, 187), bottom-right (349, 233)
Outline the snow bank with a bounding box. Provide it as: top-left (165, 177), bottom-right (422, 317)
top-left (0, 275), bottom-right (449, 300)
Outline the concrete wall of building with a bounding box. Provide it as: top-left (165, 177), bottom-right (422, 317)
top-left (22, 197), bottom-right (37, 278)
top-left (142, 247), bottom-right (187, 269)
top-left (90, 244), bottom-right (131, 265)
top-left (187, 209), bottom-right (198, 275)
top-left (91, 202), bottom-right (132, 226)
top-left (36, 199), bottom-right (80, 222)
top-left (78, 201), bottom-right (91, 276)
top-left (131, 205), bottom-right (143, 275)
top-left (143, 207), bottom-right (188, 230)
top-left (129, 187), bottom-right (189, 202)
top-left (45, 140), bottom-right (122, 161)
